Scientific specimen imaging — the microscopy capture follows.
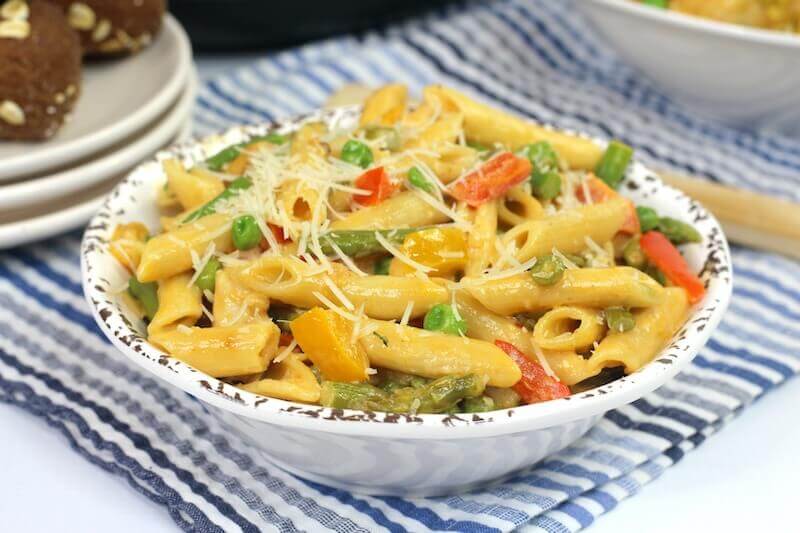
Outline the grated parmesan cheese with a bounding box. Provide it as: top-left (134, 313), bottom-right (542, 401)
top-left (323, 275), bottom-right (355, 311)
top-left (531, 339), bottom-right (557, 378)
top-left (399, 301), bottom-right (414, 326)
top-left (273, 340), bottom-right (298, 363)
top-left (552, 248), bottom-right (579, 270)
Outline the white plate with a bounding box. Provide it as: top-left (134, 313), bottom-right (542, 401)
top-left (0, 73), bottom-right (198, 210)
top-left (579, 0), bottom-right (800, 135)
top-left (0, 119), bottom-right (193, 250)
top-left (0, 15), bottom-right (192, 182)
top-left (81, 107), bottom-right (733, 495)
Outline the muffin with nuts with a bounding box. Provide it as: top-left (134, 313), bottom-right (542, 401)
top-left (0, 0), bottom-right (81, 140)
top-left (48, 0), bottom-right (165, 55)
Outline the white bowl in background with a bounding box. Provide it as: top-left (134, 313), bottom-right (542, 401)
top-left (81, 107), bottom-right (733, 496)
top-left (578, 0), bottom-right (800, 136)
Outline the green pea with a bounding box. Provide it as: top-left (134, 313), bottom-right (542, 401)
top-left (407, 166), bottom-right (434, 193)
top-left (529, 254), bottom-right (565, 286)
top-left (636, 206), bottom-right (660, 233)
top-left (423, 304), bottom-right (467, 336)
top-left (341, 140), bottom-right (374, 168)
top-left (374, 256), bottom-right (392, 275)
top-left (195, 257), bottom-right (221, 292)
top-left (232, 215), bottom-right (261, 250)
top-left (520, 141), bottom-right (559, 172)
top-left (128, 277), bottom-right (158, 322)
top-left (531, 170), bottom-right (562, 200)
top-left (622, 237), bottom-right (646, 268)
top-left (657, 217), bottom-right (702, 245)
top-left (605, 307), bottom-right (636, 333)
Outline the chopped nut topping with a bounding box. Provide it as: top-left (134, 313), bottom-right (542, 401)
top-left (0, 0), bottom-right (28, 21)
top-left (0, 100), bottom-right (25, 125)
top-left (0, 18), bottom-right (28, 38)
top-left (92, 18), bottom-right (110, 42)
top-left (55, 92), bottom-right (66, 105)
top-left (115, 29), bottom-right (134, 49)
top-left (65, 84), bottom-right (77, 97)
top-left (68, 2), bottom-right (95, 31)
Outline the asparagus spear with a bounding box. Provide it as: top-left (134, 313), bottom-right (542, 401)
top-left (182, 176), bottom-right (252, 223)
top-left (315, 228), bottom-right (421, 258)
top-left (320, 374), bottom-right (485, 414)
top-left (128, 277), bottom-right (159, 321)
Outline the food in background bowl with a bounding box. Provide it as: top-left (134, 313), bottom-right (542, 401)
top-left (0, 0), bottom-right (81, 140)
top-left (107, 85), bottom-right (708, 415)
top-left (580, 0), bottom-right (800, 134)
top-left (637, 0), bottom-right (799, 33)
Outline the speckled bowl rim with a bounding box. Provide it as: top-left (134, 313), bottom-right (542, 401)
top-left (81, 106), bottom-right (733, 440)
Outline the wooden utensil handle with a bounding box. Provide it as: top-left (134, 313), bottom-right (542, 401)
top-left (660, 172), bottom-right (800, 260)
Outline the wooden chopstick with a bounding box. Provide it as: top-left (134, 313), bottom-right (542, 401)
top-left (325, 84), bottom-right (800, 260)
top-left (660, 172), bottom-right (800, 259)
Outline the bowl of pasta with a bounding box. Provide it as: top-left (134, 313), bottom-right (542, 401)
top-left (82, 84), bottom-right (732, 496)
top-left (579, 0), bottom-right (800, 135)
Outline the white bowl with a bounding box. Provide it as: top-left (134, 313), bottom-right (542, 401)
top-left (578, 0), bottom-right (800, 136)
top-left (81, 107), bottom-right (733, 496)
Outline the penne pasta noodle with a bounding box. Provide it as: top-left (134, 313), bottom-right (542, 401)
top-left (424, 85), bottom-right (603, 169)
top-left (502, 198), bottom-right (629, 262)
top-left (213, 270), bottom-right (269, 327)
top-left (137, 213), bottom-right (234, 282)
top-left (148, 273), bottom-right (203, 337)
top-left (360, 320), bottom-right (521, 387)
top-left (150, 322), bottom-right (281, 378)
top-left (545, 288), bottom-right (689, 385)
top-left (239, 354), bottom-right (321, 403)
top-left (465, 201), bottom-right (498, 277)
top-left (533, 306), bottom-right (606, 352)
top-left (163, 158), bottom-right (225, 211)
top-left (463, 267), bottom-right (664, 315)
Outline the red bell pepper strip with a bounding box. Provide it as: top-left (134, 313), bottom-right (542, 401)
top-left (640, 231), bottom-right (706, 304)
top-left (448, 152), bottom-right (532, 207)
top-left (576, 175), bottom-right (640, 234)
top-left (495, 340), bottom-right (571, 403)
top-left (259, 223), bottom-right (291, 250)
top-left (354, 166), bottom-right (398, 206)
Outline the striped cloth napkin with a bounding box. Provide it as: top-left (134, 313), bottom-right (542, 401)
top-left (2, 1), bottom-right (799, 531)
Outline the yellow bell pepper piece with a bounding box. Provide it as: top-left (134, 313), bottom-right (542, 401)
top-left (389, 227), bottom-right (467, 277)
top-left (290, 308), bottom-right (370, 382)
top-left (109, 222), bottom-right (149, 272)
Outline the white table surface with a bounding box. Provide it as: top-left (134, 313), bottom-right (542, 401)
top-left (2, 57), bottom-right (797, 532)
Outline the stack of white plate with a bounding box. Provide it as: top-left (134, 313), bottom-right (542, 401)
top-left (0, 16), bottom-right (195, 249)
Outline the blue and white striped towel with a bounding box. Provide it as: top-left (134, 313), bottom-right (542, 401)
top-left (2, 1), bottom-right (799, 531)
